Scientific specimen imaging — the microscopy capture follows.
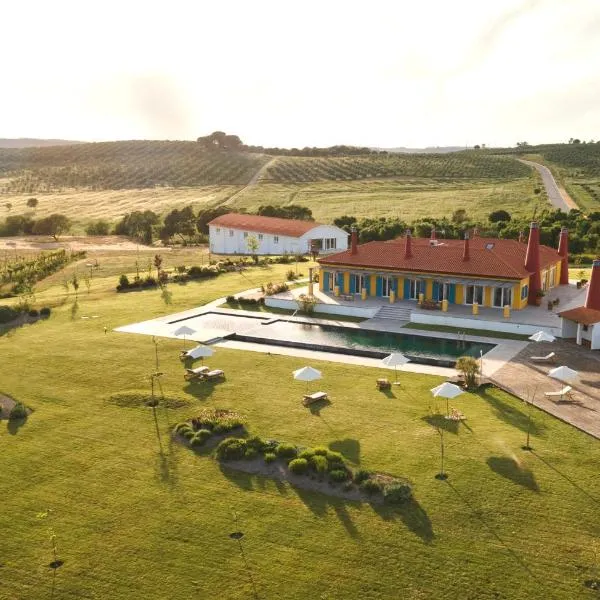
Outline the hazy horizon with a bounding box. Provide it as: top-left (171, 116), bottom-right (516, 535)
top-left (2, 0), bottom-right (599, 148)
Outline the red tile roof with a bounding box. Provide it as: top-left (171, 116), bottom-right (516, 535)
top-left (318, 236), bottom-right (561, 280)
top-left (208, 213), bottom-right (322, 238)
top-left (559, 306), bottom-right (600, 325)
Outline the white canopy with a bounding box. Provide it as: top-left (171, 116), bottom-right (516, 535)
top-left (430, 382), bottom-right (464, 399)
top-left (529, 331), bottom-right (556, 343)
top-left (173, 325), bottom-right (196, 338)
top-left (185, 345), bottom-right (214, 360)
top-left (381, 353), bottom-right (410, 367)
top-left (293, 366), bottom-right (322, 382)
top-left (548, 365), bottom-right (578, 383)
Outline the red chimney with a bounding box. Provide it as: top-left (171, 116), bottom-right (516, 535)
top-left (518, 231), bottom-right (525, 244)
top-left (350, 226), bottom-right (358, 255)
top-left (585, 259), bottom-right (600, 311)
top-left (404, 229), bottom-right (413, 259)
top-left (557, 226), bottom-right (569, 284)
top-left (525, 222), bottom-right (542, 305)
top-left (463, 232), bottom-right (470, 261)
top-left (430, 226), bottom-right (436, 241)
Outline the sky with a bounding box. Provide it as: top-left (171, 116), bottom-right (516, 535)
top-left (1, 0), bottom-right (599, 148)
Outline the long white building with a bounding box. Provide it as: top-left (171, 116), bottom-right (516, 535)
top-left (208, 213), bottom-right (348, 256)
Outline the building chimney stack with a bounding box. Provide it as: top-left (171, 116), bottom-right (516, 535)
top-left (463, 232), bottom-right (470, 261)
top-left (557, 227), bottom-right (569, 284)
top-left (525, 221), bottom-right (542, 305)
top-left (585, 258), bottom-right (600, 311)
top-left (350, 226), bottom-right (358, 255)
top-left (404, 229), bottom-right (413, 259)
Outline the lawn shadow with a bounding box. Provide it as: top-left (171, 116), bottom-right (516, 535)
top-left (531, 451), bottom-right (599, 505)
top-left (219, 463), bottom-right (255, 491)
top-left (372, 498), bottom-right (434, 544)
top-left (486, 456), bottom-right (539, 492)
top-left (156, 447), bottom-right (179, 487)
top-left (422, 414), bottom-right (460, 435)
top-left (329, 439), bottom-right (361, 464)
top-left (307, 398), bottom-right (331, 416)
top-left (478, 390), bottom-right (545, 436)
top-left (7, 416), bottom-right (27, 435)
top-left (380, 388), bottom-right (396, 399)
top-left (293, 484), bottom-right (360, 538)
top-left (182, 381), bottom-right (221, 401)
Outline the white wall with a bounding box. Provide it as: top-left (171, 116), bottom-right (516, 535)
top-left (209, 224), bottom-right (347, 256)
top-left (411, 312), bottom-right (562, 337)
top-left (265, 296), bottom-right (378, 319)
top-left (592, 324), bottom-right (600, 350)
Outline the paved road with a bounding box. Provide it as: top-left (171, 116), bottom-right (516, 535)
top-left (519, 159), bottom-right (577, 212)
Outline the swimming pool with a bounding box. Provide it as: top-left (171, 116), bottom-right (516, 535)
top-left (171, 311), bottom-right (495, 367)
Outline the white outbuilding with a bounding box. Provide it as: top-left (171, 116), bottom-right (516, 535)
top-left (208, 213), bottom-right (348, 256)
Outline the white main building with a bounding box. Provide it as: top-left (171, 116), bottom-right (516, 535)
top-left (208, 213), bottom-right (348, 256)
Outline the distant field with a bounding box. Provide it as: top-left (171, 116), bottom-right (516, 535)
top-left (226, 177), bottom-right (543, 222)
top-left (263, 152), bottom-right (530, 182)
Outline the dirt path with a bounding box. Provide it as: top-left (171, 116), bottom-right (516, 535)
top-left (0, 235), bottom-right (161, 252)
top-left (519, 159), bottom-right (578, 212)
top-left (222, 156), bottom-right (278, 206)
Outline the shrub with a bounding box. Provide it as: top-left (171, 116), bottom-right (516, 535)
top-left (190, 429), bottom-right (212, 447)
top-left (275, 443), bottom-right (297, 459)
top-left (354, 469), bottom-right (372, 484)
top-left (264, 452), bottom-right (277, 464)
top-left (310, 455), bottom-right (329, 475)
top-left (325, 450), bottom-right (344, 464)
top-left (298, 448), bottom-right (315, 460)
top-left (28, 309), bottom-right (39, 318)
top-left (183, 429), bottom-right (196, 440)
top-left (216, 438), bottom-right (247, 460)
top-left (288, 458), bottom-right (309, 474)
top-left (174, 422), bottom-right (192, 434)
top-left (244, 447), bottom-right (259, 460)
top-left (329, 469), bottom-right (350, 482)
top-left (246, 436), bottom-right (266, 452)
top-left (118, 274), bottom-right (130, 289)
top-left (359, 479), bottom-right (382, 495)
top-left (286, 269), bottom-right (297, 281)
top-left (226, 295), bottom-right (236, 304)
top-left (9, 402), bottom-right (28, 420)
top-left (383, 481), bottom-right (413, 504)
top-left (312, 446), bottom-right (328, 456)
top-left (40, 307), bottom-right (51, 317)
top-left (261, 439), bottom-right (278, 453)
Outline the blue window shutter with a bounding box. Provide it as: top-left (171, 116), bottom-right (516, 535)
top-left (364, 276), bottom-right (370, 294)
top-left (448, 284), bottom-right (456, 303)
top-left (404, 279), bottom-right (411, 299)
top-left (323, 272), bottom-right (330, 290)
top-left (337, 272), bottom-right (344, 290)
top-left (392, 278), bottom-right (397, 293)
top-left (376, 276), bottom-right (383, 297)
top-left (432, 281), bottom-right (439, 301)
top-left (350, 275), bottom-right (356, 294)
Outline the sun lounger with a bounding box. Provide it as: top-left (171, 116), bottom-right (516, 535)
top-left (376, 378), bottom-right (391, 390)
top-left (530, 352), bottom-right (556, 362)
top-left (202, 369), bottom-right (225, 381)
top-left (544, 385), bottom-right (573, 401)
top-left (184, 366), bottom-right (210, 381)
top-left (302, 391), bottom-right (328, 406)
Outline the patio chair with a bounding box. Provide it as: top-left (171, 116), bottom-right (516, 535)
top-left (376, 378), bottom-right (391, 390)
top-left (202, 369), bottom-right (225, 381)
top-left (302, 391), bottom-right (328, 406)
top-left (184, 366), bottom-right (210, 381)
top-left (530, 352), bottom-right (556, 362)
top-left (544, 386), bottom-right (573, 401)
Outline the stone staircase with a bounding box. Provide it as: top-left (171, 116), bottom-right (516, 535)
top-left (374, 305), bottom-right (413, 321)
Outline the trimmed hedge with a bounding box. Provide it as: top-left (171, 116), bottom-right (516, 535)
top-left (288, 458), bottom-right (309, 474)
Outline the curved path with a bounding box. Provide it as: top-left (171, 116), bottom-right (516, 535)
top-left (519, 159), bottom-right (578, 212)
top-left (223, 156), bottom-right (278, 206)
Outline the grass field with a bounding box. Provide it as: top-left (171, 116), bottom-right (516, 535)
top-left (1, 256), bottom-right (599, 599)
top-left (225, 177), bottom-right (544, 223)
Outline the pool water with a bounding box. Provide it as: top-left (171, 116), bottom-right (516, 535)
top-left (174, 312), bottom-right (495, 367)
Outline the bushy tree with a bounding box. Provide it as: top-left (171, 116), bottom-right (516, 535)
top-left (32, 214), bottom-right (71, 240)
top-left (85, 220), bottom-right (111, 236)
top-left (26, 197), bottom-right (38, 209)
top-left (257, 204), bottom-right (313, 221)
top-left (196, 206), bottom-right (231, 234)
top-left (114, 210), bottom-right (159, 244)
top-left (489, 210), bottom-right (512, 223)
top-left (456, 356), bottom-right (479, 389)
top-left (161, 206), bottom-right (196, 243)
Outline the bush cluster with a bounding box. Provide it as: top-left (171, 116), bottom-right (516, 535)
top-left (262, 282), bottom-right (289, 296)
top-left (226, 296), bottom-right (265, 307)
top-left (9, 402), bottom-right (28, 420)
top-left (0, 304), bottom-right (51, 324)
top-left (116, 274), bottom-right (158, 292)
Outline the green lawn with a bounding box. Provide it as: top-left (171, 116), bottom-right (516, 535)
top-left (1, 269), bottom-right (599, 599)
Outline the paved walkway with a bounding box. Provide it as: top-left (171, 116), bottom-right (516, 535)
top-left (519, 159), bottom-right (578, 212)
top-left (491, 340), bottom-right (600, 439)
